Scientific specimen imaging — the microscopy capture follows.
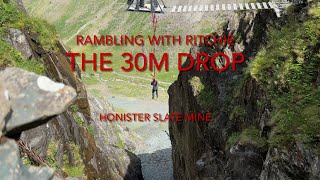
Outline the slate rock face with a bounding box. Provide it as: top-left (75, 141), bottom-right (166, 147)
top-left (0, 68), bottom-right (77, 136)
top-left (6, 28), bottom-right (34, 60)
top-left (20, 124), bottom-right (49, 159)
top-left (0, 67), bottom-right (77, 179)
top-left (0, 138), bottom-right (54, 180)
top-left (0, 84), bottom-right (11, 137)
top-left (260, 144), bottom-right (320, 180)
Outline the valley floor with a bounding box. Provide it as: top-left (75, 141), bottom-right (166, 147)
top-left (86, 72), bottom-right (173, 179)
top-left (107, 94), bottom-right (173, 180)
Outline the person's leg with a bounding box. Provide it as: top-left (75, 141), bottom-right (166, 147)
top-left (156, 90), bottom-right (158, 98)
top-left (152, 89), bottom-right (155, 99)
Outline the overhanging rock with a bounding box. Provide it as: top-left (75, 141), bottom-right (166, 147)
top-left (0, 68), bottom-right (77, 136)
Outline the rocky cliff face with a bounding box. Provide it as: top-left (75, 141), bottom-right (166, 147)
top-left (0, 1), bottom-right (143, 179)
top-left (0, 67), bottom-right (77, 179)
top-left (16, 26), bottom-right (143, 180)
top-left (168, 1), bottom-right (320, 180)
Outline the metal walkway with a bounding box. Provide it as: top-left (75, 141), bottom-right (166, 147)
top-left (127, 0), bottom-right (318, 18)
top-left (169, 1), bottom-right (291, 17)
top-left (171, 2), bottom-right (276, 12)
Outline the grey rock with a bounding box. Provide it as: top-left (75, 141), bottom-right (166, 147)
top-left (0, 84), bottom-right (11, 137)
top-left (20, 124), bottom-right (49, 159)
top-left (51, 176), bottom-right (63, 180)
top-left (0, 138), bottom-right (54, 180)
top-left (226, 144), bottom-right (265, 179)
top-left (0, 68), bottom-right (76, 136)
top-left (66, 178), bottom-right (82, 180)
top-left (6, 28), bottom-right (34, 60)
top-left (260, 144), bottom-right (320, 180)
top-left (85, 94), bottom-right (144, 180)
top-left (167, 10), bottom-right (279, 180)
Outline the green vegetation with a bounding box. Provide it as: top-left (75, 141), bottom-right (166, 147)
top-left (62, 144), bottom-right (85, 177)
top-left (0, 1), bottom-right (58, 50)
top-left (88, 124), bottom-right (94, 136)
top-left (0, 39), bottom-right (45, 74)
top-left (249, 5), bottom-right (320, 148)
top-left (197, 87), bottom-right (217, 112)
top-left (47, 142), bottom-right (85, 177)
top-left (106, 80), bottom-right (168, 102)
top-left (47, 142), bottom-right (59, 169)
top-left (23, 0), bottom-right (229, 102)
top-left (82, 76), bottom-right (99, 85)
top-left (0, 39), bottom-right (20, 67)
top-left (226, 132), bottom-right (241, 149)
top-left (112, 127), bottom-right (126, 149)
top-left (230, 105), bottom-right (246, 122)
top-left (226, 127), bottom-right (267, 150)
top-left (70, 104), bottom-right (80, 112)
top-left (189, 76), bottom-right (204, 95)
top-left (24, 18), bottom-right (59, 51)
top-left (70, 104), bottom-right (86, 127)
top-left (0, 0), bottom-right (56, 74)
top-left (116, 137), bottom-right (125, 149)
top-left (63, 164), bottom-right (84, 177)
top-left (22, 156), bottom-right (32, 165)
top-left (89, 88), bottom-right (104, 99)
top-left (239, 126), bottom-right (267, 148)
top-left (15, 58), bottom-right (46, 74)
top-left (70, 104), bottom-right (85, 126)
top-left (73, 113), bottom-right (85, 126)
top-left (114, 107), bottom-right (127, 113)
top-left (101, 72), bottom-right (170, 89)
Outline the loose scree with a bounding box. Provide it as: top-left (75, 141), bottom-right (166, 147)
top-left (66, 34), bottom-right (245, 72)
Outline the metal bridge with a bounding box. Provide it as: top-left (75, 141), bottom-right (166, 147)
top-left (170, 1), bottom-right (291, 17)
top-left (128, 0), bottom-right (293, 17)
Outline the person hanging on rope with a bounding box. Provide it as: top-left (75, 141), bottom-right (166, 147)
top-left (151, 76), bottom-right (158, 99)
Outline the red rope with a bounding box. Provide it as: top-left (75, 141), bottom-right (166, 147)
top-left (152, 13), bottom-right (158, 34)
top-left (152, 13), bottom-right (158, 77)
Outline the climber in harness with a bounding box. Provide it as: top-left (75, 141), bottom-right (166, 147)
top-left (151, 76), bottom-right (158, 99)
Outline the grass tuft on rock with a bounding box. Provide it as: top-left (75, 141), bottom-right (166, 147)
top-left (0, 39), bottom-right (45, 74)
top-left (0, 0), bottom-right (56, 73)
top-left (62, 143), bottom-right (85, 177)
top-left (189, 76), bottom-right (204, 95)
top-left (226, 132), bottom-right (241, 150)
top-left (226, 127), bottom-right (267, 150)
top-left (239, 126), bottom-right (267, 148)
